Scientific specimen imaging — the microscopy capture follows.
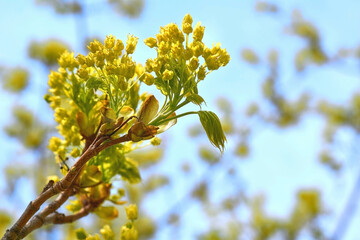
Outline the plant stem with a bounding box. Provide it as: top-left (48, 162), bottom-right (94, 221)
top-left (2, 133), bottom-right (131, 240)
top-left (155, 111), bottom-right (198, 125)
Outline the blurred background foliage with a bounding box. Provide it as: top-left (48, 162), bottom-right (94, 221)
top-left (1, 0), bottom-right (360, 239)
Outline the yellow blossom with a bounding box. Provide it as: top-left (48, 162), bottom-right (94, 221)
top-left (76, 54), bottom-right (87, 65)
top-left (145, 59), bottom-right (154, 72)
top-left (190, 41), bottom-right (204, 57)
top-left (205, 55), bottom-right (220, 70)
top-left (86, 52), bottom-right (95, 67)
top-left (70, 148), bottom-right (81, 158)
top-left (114, 39), bottom-right (124, 55)
top-left (125, 204), bottom-right (138, 221)
top-left (144, 37), bottom-right (157, 48)
top-left (197, 66), bottom-right (206, 80)
top-left (3, 68), bottom-right (29, 92)
top-left (100, 225), bottom-right (115, 240)
top-left (150, 137), bottom-right (161, 146)
top-left (88, 39), bottom-right (103, 53)
top-left (193, 22), bottom-right (205, 41)
top-left (58, 51), bottom-right (79, 70)
top-left (126, 34), bottom-right (139, 54)
top-left (152, 60), bottom-right (162, 73)
top-left (202, 47), bottom-right (211, 59)
top-left (135, 63), bottom-right (144, 77)
top-left (184, 47), bottom-right (193, 60)
top-left (188, 56), bottom-right (199, 71)
top-left (77, 66), bottom-right (89, 80)
top-left (48, 136), bottom-right (62, 152)
top-left (182, 13), bottom-right (193, 34)
top-left (121, 225), bottom-right (138, 240)
top-left (143, 72), bottom-right (155, 86)
top-left (48, 70), bottom-right (65, 89)
top-left (105, 34), bottom-right (115, 49)
top-left (162, 69), bottom-right (174, 80)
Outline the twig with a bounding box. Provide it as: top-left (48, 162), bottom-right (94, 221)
top-left (45, 205), bottom-right (92, 224)
top-left (18, 187), bottom-right (76, 238)
top-left (2, 133), bottom-right (131, 240)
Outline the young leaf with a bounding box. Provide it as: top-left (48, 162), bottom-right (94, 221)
top-left (117, 158), bottom-right (141, 184)
top-left (187, 94), bottom-right (206, 108)
top-left (198, 111), bottom-right (226, 152)
top-left (86, 76), bottom-right (105, 90)
top-left (157, 112), bottom-right (177, 133)
top-left (138, 95), bottom-right (159, 124)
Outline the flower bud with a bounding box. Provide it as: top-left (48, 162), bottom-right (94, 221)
top-left (182, 14), bottom-right (193, 35)
top-left (125, 204), bottom-right (138, 221)
top-left (193, 22), bottom-right (205, 41)
top-left (144, 37), bottom-right (157, 48)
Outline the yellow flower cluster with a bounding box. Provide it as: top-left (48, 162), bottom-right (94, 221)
top-left (121, 204), bottom-right (139, 240)
top-left (47, 99), bottom-right (82, 159)
top-left (46, 34), bottom-right (143, 161)
top-left (143, 13), bottom-right (230, 89)
top-left (28, 39), bottom-right (69, 66)
top-left (2, 67), bottom-right (29, 92)
top-left (5, 106), bottom-right (47, 149)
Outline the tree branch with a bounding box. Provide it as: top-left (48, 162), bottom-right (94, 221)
top-left (96, 133), bottom-right (131, 153)
top-left (2, 133), bottom-right (131, 240)
top-left (18, 186), bottom-right (75, 238)
top-left (45, 205), bottom-right (92, 225)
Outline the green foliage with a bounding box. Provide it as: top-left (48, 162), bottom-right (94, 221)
top-left (186, 93), bottom-right (206, 108)
top-left (198, 111), bottom-right (227, 152)
top-left (88, 145), bottom-right (141, 184)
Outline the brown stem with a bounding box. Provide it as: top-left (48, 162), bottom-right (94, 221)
top-left (108, 116), bottom-right (138, 137)
top-left (96, 134), bottom-right (131, 153)
top-left (45, 205), bottom-right (92, 224)
top-left (2, 133), bottom-right (130, 240)
top-left (18, 187), bottom-right (75, 238)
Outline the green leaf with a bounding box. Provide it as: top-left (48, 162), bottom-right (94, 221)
top-left (183, 76), bottom-right (196, 94)
top-left (79, 165), bottom-right (103, 187)
top-left (187, 94), bottom-right (206, 108)
top-left (86, 76), bottom-right (105, 90)
top-left (117, 158), bottom-right (141, 184)
top-left (72, 77), bottom-right (81, 102)
top-left (154, 77), bottom-right (169, 96)
top-left (198, 111), bottom-right (226, 152)
top-left (127, 82), bottom-right (140, 111)
top-left (88, 145), bottom-right (141, 183)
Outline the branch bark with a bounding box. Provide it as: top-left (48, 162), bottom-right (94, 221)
top-left (45, 205), bottom-right (92, 224)
top-left (2, 133), bottom-right (131, 240)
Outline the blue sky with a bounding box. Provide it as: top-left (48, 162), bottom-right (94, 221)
top-left (1, 0), bottom-right (360, 239)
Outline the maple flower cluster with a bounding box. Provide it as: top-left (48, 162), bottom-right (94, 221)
top-left (46, 13), bottom-right (230, 167)
top-left (143, 14), bottom-right (230, 97)
top-left (44, 15), bottom-right (229, 239)
top-left (46, 34), bottom-right (143, 162)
